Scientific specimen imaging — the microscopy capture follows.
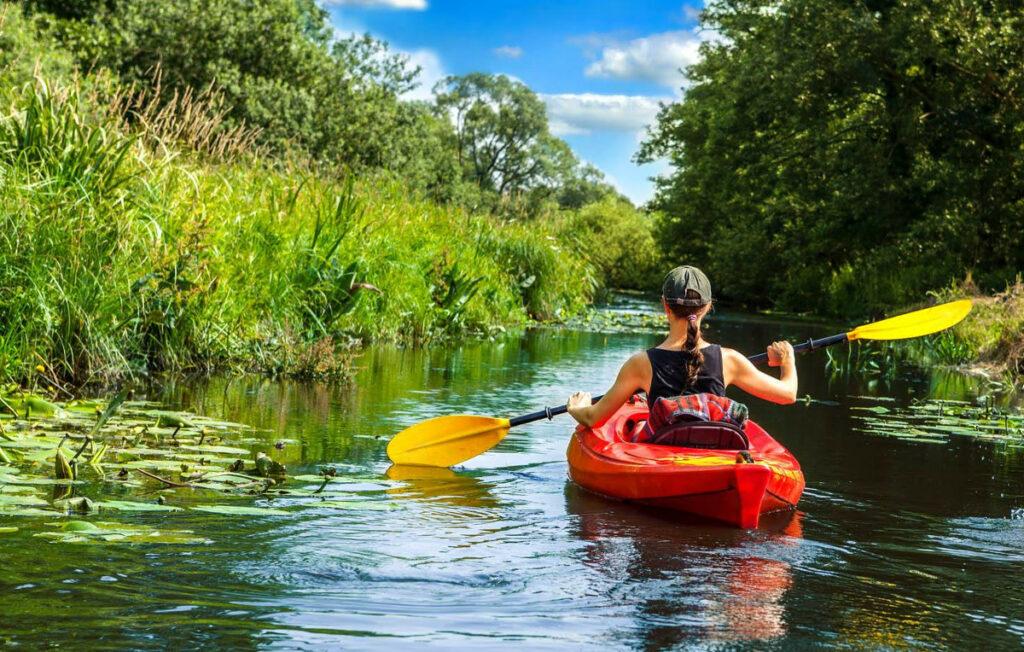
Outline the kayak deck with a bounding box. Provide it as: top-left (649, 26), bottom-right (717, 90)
top-left (566, 401), bottom-right (805, 528)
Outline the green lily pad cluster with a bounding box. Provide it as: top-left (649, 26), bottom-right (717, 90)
top-left (0, 388), bottom-right (405, 539)
top-left (35, 520), bottom-right (207, 544)
top-left (556, 308), bottom-right (664, 334)
top-left (851, 396), bottom-right (1024, 445)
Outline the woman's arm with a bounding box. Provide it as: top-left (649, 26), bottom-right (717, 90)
top-left (566, 352), bottom-right (650, 427)
top-left (722, 341), bottom-right (798, 404)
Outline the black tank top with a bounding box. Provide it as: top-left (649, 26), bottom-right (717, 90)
top-left (646, 344), bottom-right (726, 403)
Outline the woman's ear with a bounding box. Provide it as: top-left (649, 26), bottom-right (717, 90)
top-left (662, 298), bottom-right (672, 317)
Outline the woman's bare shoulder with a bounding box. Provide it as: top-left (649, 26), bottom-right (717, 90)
top-left (624, 350), bottom-right (652, 369)
top-left (719, 346), bottom-right (745, 360)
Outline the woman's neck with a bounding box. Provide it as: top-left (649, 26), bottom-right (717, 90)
top-left (660, 319), bottom-right (704, 349)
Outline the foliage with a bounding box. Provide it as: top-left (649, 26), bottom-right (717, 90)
top-left (0, 79), bottom-right (595, 383)
top-left (560, 198), bottom-right (664, 291)
top-left (434, 73), bottom-right (576, 197)
top-left (26, 0), bottom-right (443, 182)
top-left (0, 2), bottom-right (75, 86)
top-left (640, 0), bottom-right (1024, 317)
top-left (25, 1), bottom-right (621, 218)
top-left (909, 277), bottom-right (1024, 377)
top-left (0, 0), bottom-right (652, 384)
top-left (825, 341), bottom-right (898, 380)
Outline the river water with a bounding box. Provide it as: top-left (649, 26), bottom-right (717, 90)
top-left (2, 304), bottom-right (1023, 649)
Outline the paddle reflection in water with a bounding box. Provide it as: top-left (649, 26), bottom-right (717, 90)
top-left (564, 484), bottom-right (802, 648)
top-left (385, 465), bottom-right (503, 516)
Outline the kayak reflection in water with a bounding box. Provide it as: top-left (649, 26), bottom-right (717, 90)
top-left (567, 486), bottom-right (803, 646)
top-left (566, 265), bottom-right (798, 427)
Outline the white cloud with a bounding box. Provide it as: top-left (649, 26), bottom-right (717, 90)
top-left (320, 0), bottom-right (426, 9)
top-left (493, 45), bottom-right (523, 59)
top-left (541, 93), bottom-right (666, 137)
top-left (583, 30), bottom-right (702, 89)
top-left (400, 48), bottom-right (446, 101)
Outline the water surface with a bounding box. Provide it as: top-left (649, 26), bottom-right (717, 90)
top-left (2, 306), bottom-right (1023, 649)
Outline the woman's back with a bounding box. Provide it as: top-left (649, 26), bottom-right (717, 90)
top-left (646, 344), bottom-right (725, 402)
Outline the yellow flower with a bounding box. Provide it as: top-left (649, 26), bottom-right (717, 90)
top-left (35, 365), bottom-right (45, 373)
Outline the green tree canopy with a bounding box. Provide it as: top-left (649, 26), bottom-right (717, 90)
top-left (434, 73), bottom-right (578, 196)
top-left (640, 0), bottom-right (1024, 316)
top-left (28, 0), bottom-right (442, 179)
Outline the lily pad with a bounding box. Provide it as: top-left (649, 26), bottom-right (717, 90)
top-left (35, 520), bottom-right (207, 544)
top-left (189, 504), bottom-right (290, 516)
top-left (852, 406), bottom-right (891, 414)
top-left (0, 493), bottom-right (48, 507)
top-left (154, 413), bottom-right (196, 429)
top-left (96, 500), bottom-right (183, 512)
top-left (178, 444), bottom-right (250, 456)
top-left (0, 507), bottom-right (56, 516)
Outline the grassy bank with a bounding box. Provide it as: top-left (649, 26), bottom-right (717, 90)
top-left (907, 279), bottom-right (1024, 381)
top-left (0, 80), bottom-right (596, 384)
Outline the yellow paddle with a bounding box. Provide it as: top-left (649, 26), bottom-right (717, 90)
top-left (745, 299), bottom-right (973, 364)
top-left (387, 299), bottom-right (972, 467)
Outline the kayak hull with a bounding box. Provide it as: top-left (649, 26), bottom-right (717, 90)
top-left (567, 401), bottom-right (804, 528)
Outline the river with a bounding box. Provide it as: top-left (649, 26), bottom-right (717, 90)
top-left (2, 303), bottom-right (1023, 649)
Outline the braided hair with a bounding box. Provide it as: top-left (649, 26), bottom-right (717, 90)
top-left (666, 289), bottom-right (705, 388)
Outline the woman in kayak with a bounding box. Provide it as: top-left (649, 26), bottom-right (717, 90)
top-left (566, 265), bottom-right (797, 428)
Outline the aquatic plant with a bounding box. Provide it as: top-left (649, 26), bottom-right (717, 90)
top-left (851, 396), bottom-right (1024, 445)
top-left (825, 340), bottom-right (898, 379)
top-left (0, 387), bottom-right (406, 535)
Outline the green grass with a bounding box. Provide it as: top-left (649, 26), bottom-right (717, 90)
top-left (906, 277), bottom-right (1024, 380)
top-left (0, 79), bottom-right (596, 383)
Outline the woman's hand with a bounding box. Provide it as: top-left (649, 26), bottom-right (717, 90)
top-left (766, 341), bottom-right (795, 368)
top-left (569, 388), bottom-right (593, 409)
top-left (566, 391), bottom-right (593, 425)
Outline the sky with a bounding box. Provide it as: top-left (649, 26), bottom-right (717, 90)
top-left (319, 0), bottom-right (710, 205)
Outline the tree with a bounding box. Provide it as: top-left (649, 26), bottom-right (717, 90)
top-left (640, 0), bottom-right (1024, 316)
top-left (29, 0), bottom-right (450, 180)
top-left (434, 73), bottom-right (576, 196)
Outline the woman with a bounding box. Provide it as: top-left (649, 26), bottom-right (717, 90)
top-left (566, 266), bottom-right (797, 428)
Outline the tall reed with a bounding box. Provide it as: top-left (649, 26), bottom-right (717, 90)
top-left (0, 78), bottom-right (596, 383)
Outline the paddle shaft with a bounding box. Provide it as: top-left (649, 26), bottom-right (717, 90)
top-left (512, 334), bottom-right (847, 427)
top-left (747, 332), bottom-right (849, 365)
top-left (508, 394), bottom-right (605, 427)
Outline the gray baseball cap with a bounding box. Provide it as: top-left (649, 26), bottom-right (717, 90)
top-left (662, 265), bottom-right (712, 306)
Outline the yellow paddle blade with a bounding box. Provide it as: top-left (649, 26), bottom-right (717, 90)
top-left (386, 415), bottom-right (511, 467)
top-left (848, 299), bottom-right (972, 341)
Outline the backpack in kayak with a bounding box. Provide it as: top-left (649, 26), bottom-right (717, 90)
top-left (637, 393), bottom-right (750, 449)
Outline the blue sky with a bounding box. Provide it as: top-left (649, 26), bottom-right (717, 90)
top-left (320, 0), bottom-right (709, 205)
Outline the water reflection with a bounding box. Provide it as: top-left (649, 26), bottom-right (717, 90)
top-left (564, 485), bottom-right (801, 648)
top-left (5, 305), bottom-right (1023, 648)
top-left (385, 465), bottom-right (503, 514)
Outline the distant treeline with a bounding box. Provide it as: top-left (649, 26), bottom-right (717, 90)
top-left (640, 0), bottom-right (1024, 318)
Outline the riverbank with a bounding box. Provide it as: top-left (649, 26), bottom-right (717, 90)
top-left (0, 80), bottom-right (596, 385)
top-left (905, 280), bottom-right (1024, 383)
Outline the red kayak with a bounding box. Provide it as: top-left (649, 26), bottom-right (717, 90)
top-left (567, 398), bottom-right (805, 528)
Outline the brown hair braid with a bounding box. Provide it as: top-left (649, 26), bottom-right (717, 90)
top-left (666, 289), bottom-right (704, 388)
